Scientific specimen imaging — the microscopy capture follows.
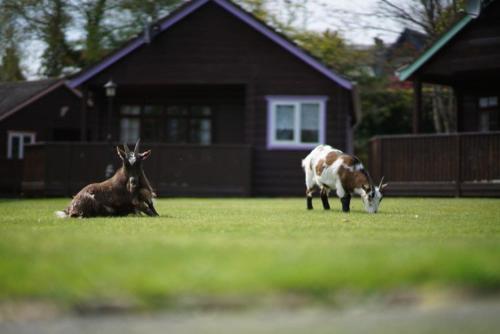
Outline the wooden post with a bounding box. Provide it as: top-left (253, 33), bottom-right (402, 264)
top-left (454, 87), bottom-right (463, 132)
top-left (80, 86), bottom-right (88, 141)
top-left (413, 80), bottom-right (422, 134)
top-left (244, 83), bottom-right (255, 146)
top-left (455, 134), bottom-right (462, 197)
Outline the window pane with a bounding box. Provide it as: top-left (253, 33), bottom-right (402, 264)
top-left (489, 96), bottom-right (498, 107)
top-left (275, 104), bottom-right (295, 140)
top-left (166, 118), bottom-right (188, 143)
top-left (190, 119), bottom-right (212, 145)
top-left (479, 97), bottom-right (489, 108)
top-left (191, 106), bottom-right (212, 117)
top-left (480, 111), bottom-right (490, 132)
top-left (143, 105), bottom-right (163, 116)
top-left (142, 118), bottom-right (158, 141)
top-left (120, 118), bottom-right (140, 143)
top-left (120, 105), bottom-right (141, 115)
top-left (24, 135), bottom-right (33, 144)
top-left (300, 103), bottom-right (320, 143)
top-left (166, 106), bottom-right (189, 116)
top-left (11, 136), bottom-right (20, 159)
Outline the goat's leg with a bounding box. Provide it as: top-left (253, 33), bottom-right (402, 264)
top-left (146, 199), bottom-right (159, 216)
top-left (306, 188), bottom-right (314, 210)
top-left (340, 194), bottom-right (351, 213)
top-left (135, 202), bottom-right (155, 217)
top-left (320, 187), bottom-right (330, 210)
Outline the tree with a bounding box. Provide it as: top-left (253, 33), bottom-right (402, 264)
top-left (377, 0), bottom-right (465, 39)
top-left (40, 0), bottom-right (74, 77)
top-left (292, 30), bottom-right (370, 79)
top-left (0, 9), bottom-right (25, 81)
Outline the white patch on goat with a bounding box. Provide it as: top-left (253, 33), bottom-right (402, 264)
top-left (54, 210), bottom-right (68, 218)
top-left (83, 192), bottom-right (95, 200)
top-left (103, 205), bottom-right (115, 214)
top-left (353, 187), bottom-right (366, 197)
top-left (128, 155), bottom-right (136, 165)
top-left (335, 179), bottom-right (345, 198)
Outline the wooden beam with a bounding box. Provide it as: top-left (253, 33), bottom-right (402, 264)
top-left (413, 80), bottom-right (422, 134)
top-left (80, 86), bottom-right (88, 141)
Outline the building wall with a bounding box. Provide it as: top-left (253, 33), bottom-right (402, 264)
top-left (0, 86), bottom-right (81, 158)
top-left (82, 1), bottom-right (352, 195)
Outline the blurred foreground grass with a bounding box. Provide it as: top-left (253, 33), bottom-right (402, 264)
top-left (0, 197), bottom-right (499, 310)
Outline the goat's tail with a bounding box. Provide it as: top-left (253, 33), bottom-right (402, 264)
top-left (54, 209), bottom-right (69, 219)
top-left (301, 144), bottom-right (323, 171)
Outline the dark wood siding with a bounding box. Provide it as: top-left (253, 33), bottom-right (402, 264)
top-left (419, 1), bottom-right (500, 84)
top-left (83, 1), bottom-right (351, 196)
top-left (0, 86), bottom-right (81, 195)
top-left (412, 1), bottom-right (500, 135)
top-left (0, 86), bottom-right (81, 158)
top-left (23, 142), bottom-right (252, 197)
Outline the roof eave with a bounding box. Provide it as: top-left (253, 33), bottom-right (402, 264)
top-left (0, 80), bottom-right (80, 123)
top-left (68, 0), bottom-right (352, 90)
top-left (397, 15), bottom-right (473, 82)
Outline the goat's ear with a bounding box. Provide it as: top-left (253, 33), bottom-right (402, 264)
top-left (380, 183), bottom-right (388, 191)
top-left (139, 150), bottom-right (151, 160)
top-left (116, 146), bottom-right (127, 160)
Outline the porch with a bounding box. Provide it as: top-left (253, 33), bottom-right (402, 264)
top-left (22, 142), bottom-right (252, 197)
top-left (369, 132), bottom-right (500, 197)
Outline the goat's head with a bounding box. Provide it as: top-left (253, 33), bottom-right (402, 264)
top-left (116, 139), bottom-right (151, 192)
top-left (361, 177), bottom-right (388, 214)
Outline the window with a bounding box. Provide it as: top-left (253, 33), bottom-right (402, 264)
top-left (267, 96), bottom-right (326, 149)
top-left (166, 105), bottom-right (212, 144)
top-left (478, 96), bottom-right (499, 132)
top-left (120, 105), bottom-right (141, 143)
top-left (7, 131), bottom-right (36, 159)
top-left (479, 96), bottom-right (498, 109)
top-left (120, 104), bottom-right (212, 144)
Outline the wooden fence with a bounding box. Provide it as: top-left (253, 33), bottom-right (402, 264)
top-left (369, 132), bottom-right (500, 196)
top-left (0, 159), bottom-right (24, 196)
top-left (22, 142), bottom-right (252, 197)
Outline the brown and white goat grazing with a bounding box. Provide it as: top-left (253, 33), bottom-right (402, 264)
top-left (302, 145), bottom-right (387, 213)
top-left (56, 140), bottom-right (159, 218)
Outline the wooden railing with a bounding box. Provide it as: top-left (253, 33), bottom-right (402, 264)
top-left (0, 158), bottom-right (24, 195)
top-left (22, 142), bottom-right (252, 197)
top-left (369, 132), bottom-right (500, 196)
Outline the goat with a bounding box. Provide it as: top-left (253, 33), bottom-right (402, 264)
top-left (56, 139), bottom-right (159, 218)
top-left (302, 145), bottom-right (387, 213)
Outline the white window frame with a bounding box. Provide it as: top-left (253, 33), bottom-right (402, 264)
top-left (266, 96), bottom-right (327, 150)
top-left (7, 131), bottom-right (36, 159)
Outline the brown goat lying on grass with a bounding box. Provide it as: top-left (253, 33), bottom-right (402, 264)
top-left (56, 140), bottom-right (159, 218)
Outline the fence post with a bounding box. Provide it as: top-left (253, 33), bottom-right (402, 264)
top-left (455, 134), bottom-right (462, 197)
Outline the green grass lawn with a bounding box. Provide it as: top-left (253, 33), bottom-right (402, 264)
top-left (0, 197), bottom-right (499, 310)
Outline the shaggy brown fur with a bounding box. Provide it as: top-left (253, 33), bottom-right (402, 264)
top-left (58, 141), bottom-right (158, 218)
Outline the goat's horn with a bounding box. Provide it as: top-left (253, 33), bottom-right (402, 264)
top-left (123, 143), bottom-right (130, 154)
top-left (134, 138), bottom-right (141, 154)
top-left (379, 176), bottom-right (385, 189)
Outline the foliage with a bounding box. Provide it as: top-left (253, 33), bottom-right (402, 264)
top-left (0, 2), bottom-right (25, 81)
top-left (0, 0), bottom-right (186, 77)
top-left (1, 198), bottom-right (500, 309)
top-left (293, 30), bottom-right (370, 78)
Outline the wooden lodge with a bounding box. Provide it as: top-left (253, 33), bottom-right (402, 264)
top-left (0, 0), bottom-right (356, 197)
top-left (370, 0), bottom-right (500, 196)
